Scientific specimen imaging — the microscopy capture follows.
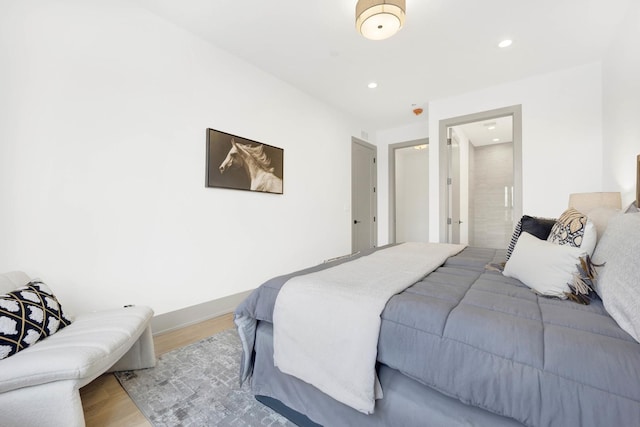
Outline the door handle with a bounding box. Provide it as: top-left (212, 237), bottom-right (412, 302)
top-left (354, 220), bottom-right (361, 224)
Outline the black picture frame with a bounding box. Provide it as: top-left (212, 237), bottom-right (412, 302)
top-left (206, 128), bottom-right (284, 195)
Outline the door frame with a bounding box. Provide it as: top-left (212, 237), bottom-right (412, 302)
top-left (388, 138), bottom-right (429, 243)
top-left (438, 105), bottom-right (523, 243)
top-left (351, 137), bottom-right (378, 252)
top-left (448, 130), bottom-right (461, 244)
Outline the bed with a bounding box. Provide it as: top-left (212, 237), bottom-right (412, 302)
top-left (235, 204), bottom-right (640, 426)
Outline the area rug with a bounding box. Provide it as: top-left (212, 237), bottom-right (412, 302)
top-left (115, 328), bottom-right (295, 426)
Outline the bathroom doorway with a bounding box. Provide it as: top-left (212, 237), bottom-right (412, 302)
top-left (439, 106), bottom-right (522, 248)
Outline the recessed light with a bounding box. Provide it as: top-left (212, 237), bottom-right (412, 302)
top-left (488, 126), bottom-right (496, 130)
top-left (493, 138), bottom-right (500, 142)
top-left (498, 39), bottom-right (512, 48)
top-left (368, 82), bottom-right (378, 89)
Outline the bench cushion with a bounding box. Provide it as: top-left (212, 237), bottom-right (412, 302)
top-left (0, 305), bottom-right (154, 393)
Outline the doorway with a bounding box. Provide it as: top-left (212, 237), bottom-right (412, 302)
top-left (352, 138), bottom-right (377, 253)
top-left (439, 105), bottom-right (522, 247)
top-left (388, 139), bottom-right (429, 243)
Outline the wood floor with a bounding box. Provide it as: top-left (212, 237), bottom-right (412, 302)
top-left (80, 313), bottom-right (235, 427)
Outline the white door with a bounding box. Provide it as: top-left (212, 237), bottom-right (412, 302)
top-left (352, 139), bottom-right (377, 253)
top-left (394, 144), bottom-right (429, 242)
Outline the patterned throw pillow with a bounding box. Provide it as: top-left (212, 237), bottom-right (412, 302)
top-left (0, 281), bottom-right (72, 360)
top-left (505, 219), bottom-right (523, 261)
top-left (547, 208), bottom-right (597, 255)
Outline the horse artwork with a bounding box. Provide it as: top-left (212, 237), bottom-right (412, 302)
top-left (206, 129), bottom-right (283, 194)
top-left (219, 138), bottom-right (283, 193)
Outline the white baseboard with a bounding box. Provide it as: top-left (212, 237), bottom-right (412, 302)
top-left (151, 289), bottom-right (254, 335)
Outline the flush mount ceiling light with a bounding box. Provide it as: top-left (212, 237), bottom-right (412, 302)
top-left (356, 0), bottom-right (406, 41)
top-left (483, 121), bottom-right (497, 130)
top-left (368, 82), bottom-right (378, 89)
top-left (498, 39), bottom-right (513, 48)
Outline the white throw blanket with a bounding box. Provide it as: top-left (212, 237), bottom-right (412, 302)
top-left (272, 242), bottom-right (465, 414)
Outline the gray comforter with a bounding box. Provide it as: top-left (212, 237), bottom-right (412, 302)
top-left (235, 247), bottom-right (640, 427)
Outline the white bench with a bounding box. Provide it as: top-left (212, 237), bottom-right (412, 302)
top-left (0, 271), bottom-right (155, 427)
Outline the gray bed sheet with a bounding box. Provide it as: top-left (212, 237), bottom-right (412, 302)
top-left (235, 247), bottom-right (640, 427)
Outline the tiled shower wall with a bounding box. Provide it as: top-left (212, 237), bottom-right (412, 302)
top-left (470, 142), bottom-right (514, 248)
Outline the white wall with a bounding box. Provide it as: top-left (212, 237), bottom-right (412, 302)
top-left (427, 63), bottom-right (604, 241)
top-left (0, 1), bottom-right (361, 315)
top-left (602, 2), bottom-right (640, 205)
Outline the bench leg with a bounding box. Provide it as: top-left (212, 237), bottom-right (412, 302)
top-left (108, 325), bottom-right (156, 372)
top-left (0, 380), bottom-right (85, 427)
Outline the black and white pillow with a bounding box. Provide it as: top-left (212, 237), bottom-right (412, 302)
top-left (506, 215), bottom-right (557, 260)
top-left (0, 281), bottom-right (72, 360)
top-left (547, 208), bottom-right (597, 255)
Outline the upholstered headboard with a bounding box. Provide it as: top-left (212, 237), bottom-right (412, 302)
top-left (568, 192), bottom-right (622, 240)
top-left (568, 192), bottom-right (621, 213)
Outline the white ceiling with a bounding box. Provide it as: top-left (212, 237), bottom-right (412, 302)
top-left (456, 116), bottom-right (513, 147)
top-left (133, 0), bottom-right (631, 131)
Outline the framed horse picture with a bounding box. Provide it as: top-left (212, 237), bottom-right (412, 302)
top-left (206, 128), bottom-right (284, 194)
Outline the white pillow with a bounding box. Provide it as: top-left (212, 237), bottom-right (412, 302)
top-left (504, 232), bottom-right (586, 298)
top-left (581, 219), bottom-right (597, 256)
top-left (592, 213), bottom-right (640, 343)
